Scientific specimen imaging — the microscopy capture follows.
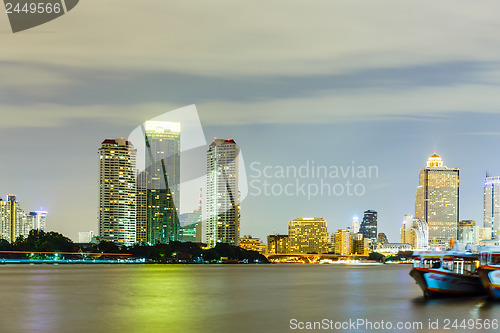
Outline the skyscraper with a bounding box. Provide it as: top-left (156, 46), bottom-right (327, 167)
top-left (288, 217), bottom-right (329, 254)
top-left (7, 195), bottom-right (17, 242)
top-left (138, 121), bottom-right (181, 245)
top-left (0, 199), bottom-right (11, 242)
top-left (415, 153), bottom-right (459, 246)
top-left (27, 211), bottom-right (47, 231)
top-left (0, 195), bottom-right (44, 242)
top-left (484, 175), bottom-right (500, 240)
top-left (400, 214), bottom-right (414, 244)
top-left (359, 210), bottom-right (377, 245)
top-left (334, 228), bottom-right (352, 255)
top-left (352, 215), bottom-right (360, 233)
top-left (98, 138), bottom-right (137, 246)
top-left (206, 139), bottom-right (240, 248)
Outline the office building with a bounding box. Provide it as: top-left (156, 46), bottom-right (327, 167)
top-left (359, 210), bottom-right (377, 245)
top-left (458, 221), bottom-right (478, 245)
top-left (288, 217), bottom-right (328, 254)
top-left (206, 139), bottom-right (240, 248)
top-left (180, 222), bottom-right (202, 243)
top-left (352, 215), bottom-right (360, 233)
top-left (98, 138), bottom-right (137, 246)
top-left (353, 233), bottom-right (370, 255)
top-left (137, 121), bottom-right (181, 245)
top-left (239, 236), bottom-right (264, 252)
top-left (415, 153), bottom-right (459, 246)
top-left (334, 229), bottom-right (352, 255)
top-left (484, 175), bottom-right (500, 240)
top-left (377, 232), bottom-right (388, 245)
top-left (479, 227), bottom-right (493, 241)
top-left (267, 235), bottom-right (289, 254)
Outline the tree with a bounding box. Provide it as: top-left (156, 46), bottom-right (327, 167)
top-left (368, 252), bottom-right (385, 263)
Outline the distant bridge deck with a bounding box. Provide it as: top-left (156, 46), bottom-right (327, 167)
top-left (264, 253), bottom-right (369, 263)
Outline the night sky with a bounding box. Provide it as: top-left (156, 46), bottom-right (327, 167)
top-left (2, 1), bottom-right (500, 241)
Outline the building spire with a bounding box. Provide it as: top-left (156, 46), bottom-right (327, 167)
top-left (426, 153), bottom-right (443, 168)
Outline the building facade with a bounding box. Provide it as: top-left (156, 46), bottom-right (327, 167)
top-left (288, 217), bottom-right (328, 254)
top-left (415, 154), bottom-right (459, 246)
top-left (0, 195), bottom-right (45, 243)
top-left (179, 222), bottom-right (202, 243)
top-left (206, 139), bottom-right (240, 248)
top-left (239, 236), bottom-right (264, 252)
top-left (359, 210), bottom-right (377, 245)
top-left (267, 235), bottom-right (290, 254)
top-left (98, 138), bottom-right (137, 246)
top-left (484, 176), bottom-right (500, 240)
top-left (352, 215), bottom-right (360, 234)
top-left (137, 121), bottom-right (181, 245)
top-left (27, 211), bottom-right (47, 232)
top-left (400, 214), bottom-right (429, 250)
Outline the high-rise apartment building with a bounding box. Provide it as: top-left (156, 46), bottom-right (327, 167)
top-left (359, 210), bottom-right (377, 245)
top-left (206, 139), bottom-right (240, 248)
top-left (7, 195), bottom-right (17, 242)
top-left (415, 153), bottom-right (459, 246)
top-left (334, 228), bottom-right (352, 255)
top-left (267, 235), bottom-right (290, 254)
top-left (0, 195), bottom-right (44, 243)
top-left (137, 121), bottom-right (181, 244)
top-left (27, 211), bottom-right (47, 232)
top-left (288, 217), bottom-right (329, 254)
top-left (98, 138), bottom-right (137, 246)
top-left (484, 175), bottom-right (500, 240)
top-left (0, 199), bottom-right (11, 242)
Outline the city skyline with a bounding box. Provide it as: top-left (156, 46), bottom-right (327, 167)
top-left (4, 138), bottom-right (500, 244)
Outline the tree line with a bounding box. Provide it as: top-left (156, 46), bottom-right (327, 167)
top-left (0, 229), bottom-right (269, 263)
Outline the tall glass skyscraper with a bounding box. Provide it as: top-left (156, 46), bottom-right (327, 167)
top-left (98, 138), bottom-right (137, 246)
top-left (206, 139), bottom-right (240, 248)
top-left (484, 175), bottom-right (500, 240)
top-left (359, 210), bottom-right (377, 245)
top-left (137, 121), bottom-right (181, 245)
top-left (415, 153), bottom-right (459, 246)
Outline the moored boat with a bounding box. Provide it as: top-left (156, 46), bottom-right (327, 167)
top-left (478, 247), bottom-right (500, 300)
top-left (410, 251), bottom-right (485, 298)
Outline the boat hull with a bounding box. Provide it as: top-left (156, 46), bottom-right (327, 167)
top-left (410, 268), bottom-right (485, 298)
top-left (478, 266), bottom-right (500, 300)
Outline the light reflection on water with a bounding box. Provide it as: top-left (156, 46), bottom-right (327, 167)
top-left (0, 264), bottom-right (499, 333)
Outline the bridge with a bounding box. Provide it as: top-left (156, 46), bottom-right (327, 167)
top-left (264, 253), bottom-right (369, 263)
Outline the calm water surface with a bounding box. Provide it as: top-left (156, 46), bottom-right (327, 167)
top-left (0, 264), bottom-right (499, 333)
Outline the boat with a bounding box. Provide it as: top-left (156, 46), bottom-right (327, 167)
top-left (478, 246), bottom-right (500, 300)
top-left (410, 251), bottom-right (485, 298)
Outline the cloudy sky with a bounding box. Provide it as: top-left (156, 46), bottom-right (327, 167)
top-left (2, 0), bottom-right (500, 241)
